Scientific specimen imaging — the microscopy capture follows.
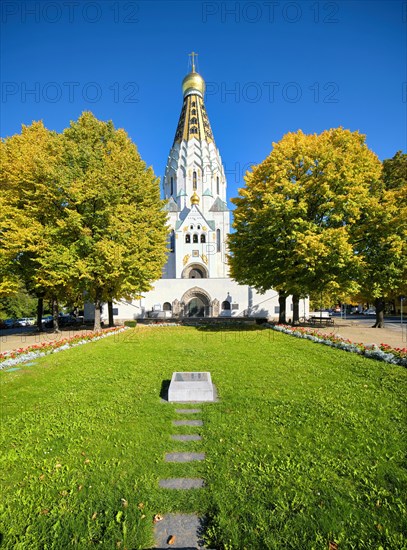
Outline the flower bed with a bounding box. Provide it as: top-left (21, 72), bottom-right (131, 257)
top-left (0, 326), bottom-right (129, 370)
top-left (269, 324), bottom-right (407, 368)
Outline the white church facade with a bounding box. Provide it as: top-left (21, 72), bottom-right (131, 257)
top-left (88, 59), bottom-right (308, 322)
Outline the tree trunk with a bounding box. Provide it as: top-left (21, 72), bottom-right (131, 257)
top-left (52, 297), bottom-right (60, 332)
top-left (278, 291), bottom-right (287, 324)
top-left (372, 298), bottom-right (385, 328)
top-left (108, 301), bottom-right (114, 327)
top-left (36, 297), bottom-right (44, 332)
top-left (292, 294), bottom-right (300, 325)
top-left (94, 296), bottom-right (102, 331)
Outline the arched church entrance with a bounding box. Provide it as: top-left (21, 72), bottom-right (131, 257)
top-left (181, 287), bottom-right (211, 318)
top-left (181, 263), bottom-right (209, 279)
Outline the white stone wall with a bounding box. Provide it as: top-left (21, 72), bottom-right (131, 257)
top-left (90, 278), bottom-right (309, 322)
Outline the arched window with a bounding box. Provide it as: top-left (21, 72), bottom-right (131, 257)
top-left (190, 268), bottom-right (204, 279)
top-left (193, 234), bottom-right (198, 243)
top-left (185, 234), bottom-right (191, 243)
top-left (222, 301), bottom-right (231, 310)
top-left (191, 117), bottom-right (197, 124)
top-left (170, 176), bottom-right (174, 196)
top-left (190, 224), bottom-right (194, 230)
top-left (216, 229), bottom-right (221, 252)
top-left (191, 101), bottom-right (196, 107)
top-left (200, 234), bottom-right (206, 243)
top-left (216, 176), bottom-right (220, 195)
top-left (163, 302), bottom-right (172, 311)
top-left (197, 225), bottom-right (201, 230)
top-left (170, 230), bottom-right (175, 252)
top-left (193, 171), bottom-right (197, 190)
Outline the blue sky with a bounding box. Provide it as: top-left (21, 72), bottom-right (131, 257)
top-left (1, 1), bottom-right (406, 206)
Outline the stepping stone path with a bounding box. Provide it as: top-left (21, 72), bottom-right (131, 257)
top-left (154, 513), bottom-right (206, 549)
top-left (158, 478), bottom-right (205, 490)
top-left (165, 452), bottom-right (206, 463)
top-left (156, 406), bottom-right (209, 549)
top-left (173, 419), bottom-right (203, 427)
top-left (171, 434), bottom-right (202, 442)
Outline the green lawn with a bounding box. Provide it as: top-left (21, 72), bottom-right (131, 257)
top-left (1, 326), bottom-right (406, 549)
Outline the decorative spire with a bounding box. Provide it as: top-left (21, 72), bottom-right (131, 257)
top-left (173, 56), bottom-right (214, 144)
top-left (189, 51), bottom-right (198, 72)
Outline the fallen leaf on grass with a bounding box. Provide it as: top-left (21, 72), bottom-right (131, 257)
top-left (78, 484), bottom-right (83, 491)
top-left (55, 463), bottom-right (62, 469)
top-left (39, 474), bottom-right (45, 481)
top-left (167, 535), bottom-right (176, 545)
top-left (60, 490), bottom-right (68, 497)
top-left (84, 458), bottom-right (90, 464)
top-left (153, 513), bottom-right (163, 523)
top-left (329, 542), bottom-right (338, 550)
top-left (92, 512), bottom-right (97, 520)
top-left (121, 498), bottom-right (128, 508)
top-left (40, 509), bottom-right (49, 515)
top-left (137, 502), bottom-right (144, 510)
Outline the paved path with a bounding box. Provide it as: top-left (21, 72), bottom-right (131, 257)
top-left (309, 318), bottom-right (406, 349)
top-left (155, 406), bottom-right (208, 549)
top-left (0, 327), bottom-right (95, 354)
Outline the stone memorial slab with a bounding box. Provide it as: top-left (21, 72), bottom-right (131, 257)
top-left (168, 372), bottom-right (214, 402)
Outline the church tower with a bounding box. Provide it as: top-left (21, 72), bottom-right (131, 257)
top-left (162, 53), bottom-right (230, 280)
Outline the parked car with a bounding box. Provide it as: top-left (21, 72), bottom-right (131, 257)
top-left (2, 319), bottom-right (17, 328)
top-left (363, 308), bottom-right (376, 315)
top-left (42, 315), bottom-right (53, 328)
top-left (16, 317), bottom-right (35, 327)
top-left (58, 314), bottom-right (80, 326)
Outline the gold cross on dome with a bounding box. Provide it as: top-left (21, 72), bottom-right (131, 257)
top-left (189, 51), bottom-right (198, 72)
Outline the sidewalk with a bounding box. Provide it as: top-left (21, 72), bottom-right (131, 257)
top-left (309, 318), bottom-right (406, 350)
top-left (0, 327), bottom-right (95, 355)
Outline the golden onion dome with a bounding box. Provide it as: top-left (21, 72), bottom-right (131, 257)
top-left (191, 192), bottom-right (200, 205)
top-left (182, 71), bottom-right (205, 97)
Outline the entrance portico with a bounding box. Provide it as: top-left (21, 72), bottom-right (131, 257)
top-left (181, 287), bottom-right (211, 317)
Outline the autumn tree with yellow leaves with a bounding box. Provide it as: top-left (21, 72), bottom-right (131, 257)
top-left (0, 121), bottom-right (73, 330)
top-left (58, 112), bottom-right (169, 329)
top-left (228, 128), bottom-right (384, 324)
top-left (0, 113), bottom-right (169, 331)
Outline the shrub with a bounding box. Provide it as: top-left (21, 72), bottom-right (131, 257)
top-left (124, 320), bottom-right (137, 327)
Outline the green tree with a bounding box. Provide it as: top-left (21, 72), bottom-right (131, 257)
top-left (382, 151), bottom-right (407, 190)
top-left (59, 112), bottom-right (169, 329)
top-left (0, 280), bottom-right (37, 319)
top-left (229, 128), bottom-right (382, 323)
top-left (356, 152), bottom-right (407, 327)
